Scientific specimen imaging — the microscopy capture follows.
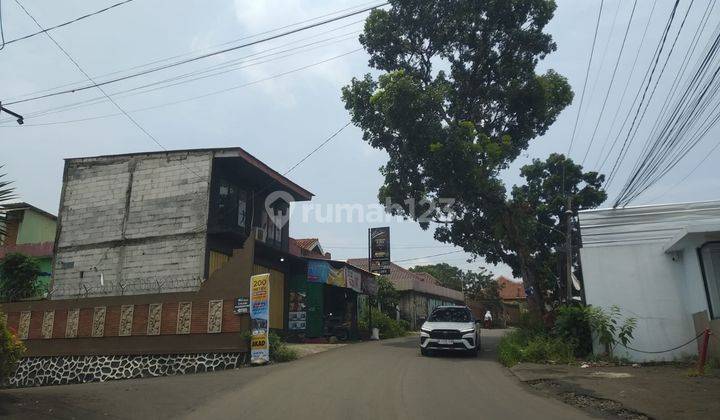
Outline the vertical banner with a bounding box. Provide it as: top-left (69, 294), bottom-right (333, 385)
top-left (369, 227), bottom-right (391, 275)
top-left (250, 273), bottom-right (271, 364)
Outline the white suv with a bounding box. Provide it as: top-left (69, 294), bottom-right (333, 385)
top-left (420, 306), bottom-right (480, 356)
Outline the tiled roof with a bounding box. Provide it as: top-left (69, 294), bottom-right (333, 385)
top-left (413, 272), bottom-right (440, 285)
top-left (294, 238), bottom-right (319, 250)
top-left (498, 275), bottom-right (526, 300)
top-left (346, 258), bottom-right (464, 302)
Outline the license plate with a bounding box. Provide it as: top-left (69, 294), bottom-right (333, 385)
top-left (438, 339), bottom-right (452, 345)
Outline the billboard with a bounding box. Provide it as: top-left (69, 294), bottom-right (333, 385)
top-left (250, 273), bottom-right (270, 364)
top-left (369, 227), bottom-right (390, 275)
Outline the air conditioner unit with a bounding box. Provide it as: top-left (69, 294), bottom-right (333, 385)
top-left (253, 227), bottom-right (267, 243)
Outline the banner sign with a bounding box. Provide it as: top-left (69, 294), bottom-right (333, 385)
top-left (327, 265), bottom-right (346, 288)
top-left (288, 291), bottom-right (307, 330)
top-left (345, 267), bottom-right (362, 292)
top-left (250, 273), bottom-right (270, 364)
top-left (307, 260), bottom-right (329, 283)
top-left (369, 227), bottom-right (390, 275)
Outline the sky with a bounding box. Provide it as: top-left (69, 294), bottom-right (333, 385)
top-left (1, 0), bottom-right (719, 279)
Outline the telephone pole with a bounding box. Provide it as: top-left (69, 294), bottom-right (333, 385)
top-left (565, 196), bottom-right (573, 303)
top-left (0, 102), bottom-right (25, 125)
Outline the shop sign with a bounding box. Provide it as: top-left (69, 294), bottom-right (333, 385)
top-left (345, 267), bottom-right (362, 293)
top-left (250, 273), bottom-right (270, 364)
top-left (362, 275), bottom-right (379, 296)
top-left (307, 260), bottom-right (329, 283)
top-left (369, 227), bottom-right (390, 275)
top-left (327, 266), bottom-right (346, 288)
top-left (234, 297), bottom-right (249, 314)
top-left (288, 291), bottom-right (307, 330)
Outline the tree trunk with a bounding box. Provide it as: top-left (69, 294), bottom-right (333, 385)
top-left (502, 206), bottom-right (544, 317)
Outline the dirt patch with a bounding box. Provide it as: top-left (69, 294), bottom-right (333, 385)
top-left (529, 379), bottom-right (650, 420)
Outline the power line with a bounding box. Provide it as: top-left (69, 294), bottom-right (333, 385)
top-left (12, 0), bottom-right (191, 174)
top-left (4, 2), bottom-right (387, 107)
top-left (283, 122), bottom-right (352, 176)
top-left (1, 29), bottom-right (362, 124)
top-left (3, 1), bottom-right (377, 103)
top-left (0, 49), bottom-right (362, 128)
top-left (581, 0), bottom-right (638, 165)
top-left (566, 0), bottom-right (604, 157)
top-left (0, 0), bottom-right (6, 51)
top-left (393, 251), bottom-right (464, 263)
top-left (4, 0), bottom-right (136, 46)
top-left (594, 0), bottom-right (658, 170)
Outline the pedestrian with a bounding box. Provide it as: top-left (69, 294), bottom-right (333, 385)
top-left (484, 310), bottom-right (493, 329)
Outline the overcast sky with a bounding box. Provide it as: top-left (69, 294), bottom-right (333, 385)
top-left (1, 0), bottom-right (718, 278)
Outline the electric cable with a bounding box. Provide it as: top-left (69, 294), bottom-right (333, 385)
top-left (3, 2), bottom-right (387, 107)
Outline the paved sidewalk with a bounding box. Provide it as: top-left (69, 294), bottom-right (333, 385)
top-left (511, 362), bottom-right (720, 419)
top-left (286, 343), bottom-right (346, 358)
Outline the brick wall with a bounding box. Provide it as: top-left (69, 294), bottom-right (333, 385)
top-left (53, 151), bottom-right (212, 299)
top-left (2, 298), bottom-right (244, 355)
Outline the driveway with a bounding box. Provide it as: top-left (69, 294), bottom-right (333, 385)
top-left (0, 329), bottom-right (589, 419)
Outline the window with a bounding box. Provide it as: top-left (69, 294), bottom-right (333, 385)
top-left (214, 179), bottom-right (247, 230)
top-left (428, 307), bottom-right (471, 323)
top-left (700, 242), bottom-right (720, 319)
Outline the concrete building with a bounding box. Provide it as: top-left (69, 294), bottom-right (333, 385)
top-left (0, 202), bottom-right (57, 292)
top-left (579, 200), bottom-right (720, 362)
top-left (347, 258), bottom-right (464, 329)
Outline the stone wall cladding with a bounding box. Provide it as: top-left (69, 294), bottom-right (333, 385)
top-left (53, 152), bottom-right (212, 299)
top-left (8, 353), bottom-right (244, 388)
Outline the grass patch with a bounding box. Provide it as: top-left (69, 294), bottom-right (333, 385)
top-left (498, 329), bottom-right (575, 367)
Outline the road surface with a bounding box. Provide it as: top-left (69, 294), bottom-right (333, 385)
top-left (0, 330), bottom-right (590, 419)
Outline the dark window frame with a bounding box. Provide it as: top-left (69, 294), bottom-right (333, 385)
top-left (697, 241), bottom-right (720, 320)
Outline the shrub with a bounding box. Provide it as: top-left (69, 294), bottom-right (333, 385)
top-left (586, 305), bottom-right (637, 356)
top-left (240, 330), bottom-right (298, 363)
top-left (358, 308), bottom-right (408, 339)
top-left (553, 305), bottom-right (593, 357)
top-left (0, 253), bottom-right (42, 302)
top-left (497, 330), bottom-right (574, 367)
top-left (0, 312), bottom-right (24, 380)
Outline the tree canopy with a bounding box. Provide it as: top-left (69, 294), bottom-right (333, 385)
top-left (343, 0), bottom-right (605, 312)
top-left (0, 253), bottom-right (42, 302)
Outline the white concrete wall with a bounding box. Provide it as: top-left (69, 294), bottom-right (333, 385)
top-left (52, 152), bottom-right (211, 299)
top-left (579, 201), bottom-right (720, 362)
top-left (581, 243), bottom-right (697, 361)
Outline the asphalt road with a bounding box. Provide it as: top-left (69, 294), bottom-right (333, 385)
top-left (0, 330), bottom-right (590, 420)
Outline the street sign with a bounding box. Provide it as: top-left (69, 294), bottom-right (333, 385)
top-left (369, 227), bottom-right (390, 275)
top-left (234, 297), bottom-right (249, 314)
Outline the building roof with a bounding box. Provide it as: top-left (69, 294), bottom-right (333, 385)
top-left (2, 202), bottom-right (57, 221)
top-left (294, 238), bottom-right (322, 253)
top-left (497, 276), bottom-right (526, 300)
top-left (346, 258), bottom-right (464, 302)
top-left (578, 199), bottom-right (720, 248)
top-left (65, 147), bottom-right (313, 201)
top-left (413, 272), bottom-right (440, 285)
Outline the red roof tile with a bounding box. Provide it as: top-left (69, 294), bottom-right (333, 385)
top-left (498, 276), bottom-right (526, 300)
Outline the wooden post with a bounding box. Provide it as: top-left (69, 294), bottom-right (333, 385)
top-left (697, 328), bottom-right (711, 374)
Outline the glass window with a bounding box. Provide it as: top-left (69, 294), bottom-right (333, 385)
top-left (237, 189), bottom-right (247, 228)
top-left (700, 243), bottom-right (720, 319)
top-left (428, 307), bottom-right (471, 322)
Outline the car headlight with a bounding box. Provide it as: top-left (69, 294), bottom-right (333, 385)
top-left (460, 328), bottom-right (475, 334)
top-left (420, 328), bottom-right (432, 334)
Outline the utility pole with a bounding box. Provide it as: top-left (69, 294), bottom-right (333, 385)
top-left (565, 196), bottom-right (573, 303)
top-left (0, 102), bottom-right (25, 125)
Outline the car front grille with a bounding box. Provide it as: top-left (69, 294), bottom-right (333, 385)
top-left (428, 329), bottom-right (462, 339)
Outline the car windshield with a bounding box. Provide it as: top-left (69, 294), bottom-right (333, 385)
top-left (428, 308), bottom-right (471, 323)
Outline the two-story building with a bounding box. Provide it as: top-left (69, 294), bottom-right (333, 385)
top-left (0, 202), bottom-right (57, 293)
top-left (0, 148), bottom-right (376, 387)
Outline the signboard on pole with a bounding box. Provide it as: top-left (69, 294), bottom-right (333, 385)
top-left (250, 273), bottom-right (270, 364)
top-left (369, 227), bottom-right (390, 275)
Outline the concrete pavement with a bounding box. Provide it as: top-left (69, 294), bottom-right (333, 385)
top-left (0, 330), bottom-right (590, 419)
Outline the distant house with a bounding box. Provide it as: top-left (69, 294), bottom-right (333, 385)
top-left (0, 202), bottom-right (57, 293)
top-left (579, 200), bottom-right (720, 362)
top-left (498, 276), bottom-right (526, 325)
top-left (347, 258), bottom-right (464, 329)
top-left (290, 237), bottom-right (331, 259)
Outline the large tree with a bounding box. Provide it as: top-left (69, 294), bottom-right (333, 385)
top-left (343, 0), bottom-right (575, 313)
top-left (409, 263), bottom-right (465, 291)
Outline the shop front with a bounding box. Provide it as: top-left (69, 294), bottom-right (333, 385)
top-left (286, 257), bottom-right (376, 341)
